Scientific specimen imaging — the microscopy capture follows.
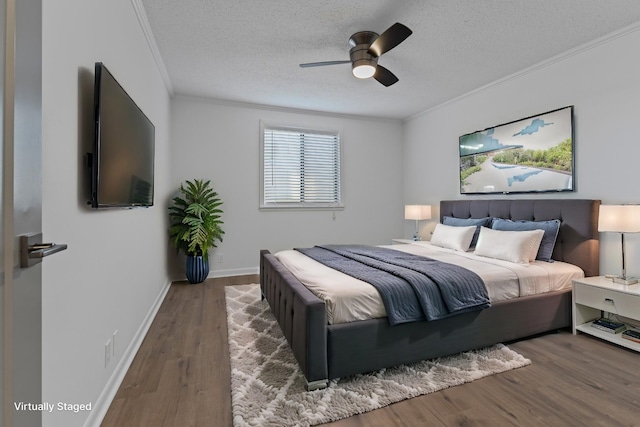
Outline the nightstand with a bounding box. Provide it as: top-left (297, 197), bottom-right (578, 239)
top-left (572, 276), bottom-right (640, 352)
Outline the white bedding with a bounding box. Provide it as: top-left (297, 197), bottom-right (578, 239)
top-left (275, 241), bottom-right (584, 324)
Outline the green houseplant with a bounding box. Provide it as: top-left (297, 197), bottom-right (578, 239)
top-left (168, 179), bottom-right (224, 283)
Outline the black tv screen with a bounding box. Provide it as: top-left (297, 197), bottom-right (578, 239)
top-left (90, 62), bottom-right (155, 208)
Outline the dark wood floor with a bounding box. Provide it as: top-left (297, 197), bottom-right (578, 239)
top-left (102, 276), bottom-right (640, 426)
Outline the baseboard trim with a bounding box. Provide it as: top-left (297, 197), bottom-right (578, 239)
top-left (168, 266), bottom-right (259, 283)
top-left (208, 266), bottom-right (259, 278)
top-left (83, 279), bottom-right (172, 427)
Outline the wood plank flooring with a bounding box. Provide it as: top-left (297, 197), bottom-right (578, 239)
top-left (101, 276), bottom-right (640, 426)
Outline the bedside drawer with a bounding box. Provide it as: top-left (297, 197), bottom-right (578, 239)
top-left (574, 284), bottom-right (640, 317)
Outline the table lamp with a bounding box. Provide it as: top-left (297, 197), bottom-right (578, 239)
top-left (405, 205), bottom-right (432, 241)
top-left (598, 204), bottom-right (640, 285)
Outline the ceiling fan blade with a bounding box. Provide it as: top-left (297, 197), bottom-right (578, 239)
top-left (373, 65), bottom-right (399, 87)
top-left (368, 22), bottom-right (412, 57)
top-left (299, 60), bottom-right (351, 68)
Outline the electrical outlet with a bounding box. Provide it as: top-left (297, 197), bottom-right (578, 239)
top-left (217, 253), bottom-right (224, 263)
top-left (105, 338), bottom-right (112, 368)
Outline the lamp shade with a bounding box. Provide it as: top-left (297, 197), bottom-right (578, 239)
top-left (405, 205), bottom-right (432, 221)
top-left (598, 205), bottom-right (640, 233)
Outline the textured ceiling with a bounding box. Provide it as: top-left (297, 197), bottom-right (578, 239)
top-left (141, 0), bottom-right (640, 120)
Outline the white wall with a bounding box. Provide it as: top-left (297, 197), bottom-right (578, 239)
top-left (170, 97), bottom-right (404, 278)
top-left (41, 1), bottom-right (171, 426)
top-left (403, 24), bottom-right (640, 277)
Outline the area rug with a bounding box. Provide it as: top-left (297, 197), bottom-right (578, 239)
top-left (225, 284), bottom-right (531, 427)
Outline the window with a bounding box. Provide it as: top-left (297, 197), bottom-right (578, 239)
top-left (260, 122), bottom-right (342, 209)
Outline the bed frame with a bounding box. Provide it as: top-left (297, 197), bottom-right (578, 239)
top-left (260, 199), bottom-right (600, 390)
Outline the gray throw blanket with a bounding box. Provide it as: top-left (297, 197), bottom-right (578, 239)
top-left (295, 245), bottom-right (490, 325)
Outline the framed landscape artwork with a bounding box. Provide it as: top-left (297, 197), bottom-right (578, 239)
top-left (459, 106), bottom-right (574, 195)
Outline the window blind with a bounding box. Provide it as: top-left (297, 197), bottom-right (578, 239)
top-left (262, 126), bottom-right (342, 209)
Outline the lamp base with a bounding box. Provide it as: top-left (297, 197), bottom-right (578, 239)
top-left (613, 276), bottom-right (639, 285)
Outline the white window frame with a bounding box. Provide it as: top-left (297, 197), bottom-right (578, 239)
top-left (260, 121), bottom-right (343, 210)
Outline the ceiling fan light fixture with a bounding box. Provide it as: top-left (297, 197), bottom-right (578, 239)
top-left (299, 23), bottom-right (411, 87)
top-left (352, 62), bottom-right (376, 79)
top-left (350, 41), bottom-right (378, 79)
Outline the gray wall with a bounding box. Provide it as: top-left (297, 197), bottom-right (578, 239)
top-left (403, 25), bottom-right (640, 277)
top-left (41, 1), bottom-right (172, 426)
top-left (170, 97), bottom-right (405, 278)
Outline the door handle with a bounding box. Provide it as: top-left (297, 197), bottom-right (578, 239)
top-left (19, 233), bottom-right (68, 268)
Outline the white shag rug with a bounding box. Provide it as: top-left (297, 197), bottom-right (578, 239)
top-left (225, 284), bottom-right (531, 427)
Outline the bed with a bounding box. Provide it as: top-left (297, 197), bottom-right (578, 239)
top-left (260, 199), bottom-right (600, 390)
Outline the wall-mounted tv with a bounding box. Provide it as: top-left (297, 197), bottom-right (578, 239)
top-left (459, 106), bottom-right (574, 195)
top-left (89, 62), bottom-right (155, 208)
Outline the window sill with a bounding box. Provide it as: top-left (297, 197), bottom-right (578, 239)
top-left (259, 204), bottom-right (344, 212)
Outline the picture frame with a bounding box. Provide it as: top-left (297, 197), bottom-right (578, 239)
top-left (459, 106), bottom-right (574, 195)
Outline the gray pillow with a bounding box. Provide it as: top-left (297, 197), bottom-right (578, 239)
top-left (491, 218), bottom-right (560, 262)
top-left (442, 216), bottom-right (493, 248)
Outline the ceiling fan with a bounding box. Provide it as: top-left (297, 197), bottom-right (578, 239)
top-left (299, 22), bottom-right (412, 87)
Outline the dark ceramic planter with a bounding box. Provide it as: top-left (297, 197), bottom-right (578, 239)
top-left (186, 255), bottom-right (209, 284)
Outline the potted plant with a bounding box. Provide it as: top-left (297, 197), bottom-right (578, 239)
top-left (168, 179), bottom-right (224, 284)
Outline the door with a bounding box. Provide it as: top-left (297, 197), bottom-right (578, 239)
top-left (3, 1), bottom-right (44, 426)
top-left (0, 0), bottom-right (6, 422)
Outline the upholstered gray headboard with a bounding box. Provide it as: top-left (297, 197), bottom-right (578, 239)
top-left (440, 199), bottom-right (600, 277)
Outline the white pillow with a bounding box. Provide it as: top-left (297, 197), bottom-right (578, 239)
top-left (430, 223), bottom-right (476, 252)
top-left (474, 227), bottom-right (545, 264)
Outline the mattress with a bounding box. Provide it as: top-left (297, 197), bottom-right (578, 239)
top-left (275, 241), bottom-right (584, 324)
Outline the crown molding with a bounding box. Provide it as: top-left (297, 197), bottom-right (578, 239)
top-left (173, 94), bottom-right (402, 123)
top-left (130, 0), bottom-right (174, 96)
top-left (406, 21), bottom-right (640, 122)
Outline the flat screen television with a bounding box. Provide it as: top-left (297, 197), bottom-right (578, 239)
top-left (458, 106), bottom-right (574, 195)
top-left (89, 62), bottom-right (155, 208)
